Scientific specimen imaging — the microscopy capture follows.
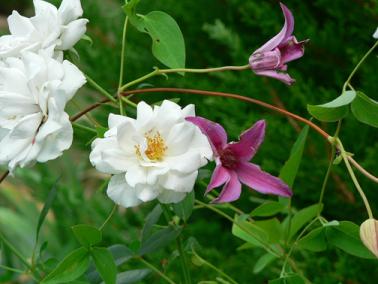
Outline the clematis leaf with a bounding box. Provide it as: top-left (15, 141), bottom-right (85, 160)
top-left (279, 126), bottom-right (309, 188)
top-left (351, 92), bottom-right (378, 128)
top-left (326, 221), bottom-right (375, 259)
top-left (253, 253), bottom-right (278, 274)
top-left (251, 201), bottom-right (286, 217)
top-left (91, 247), bottom-right (117, 284)
top-left (297, 227), bottom-right (327, 252)
top-left (123, 1), bottom-right (186, 69)
top-left (173, 191), bottom-right (194, 222)
top-left (269, 273), bottom-right (307, 284)
top-left (71, 224), bottom-right (102, 247)
top-left (114, 269), bottom-right (151, 284)
top-left (141, 204), bottom-right (163, 243)
top-left (307, 91), bottom-right (356, 122)
top-left (286, 203), bottom-right (323, 241)
top-left (139, 226), bottom-right (182, 256)
top-left (41, 247), bottom-right (90, 284)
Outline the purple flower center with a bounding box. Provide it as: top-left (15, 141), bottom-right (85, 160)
top-left (220, 148), bottom-right (238, 169)
top-left (249, 49), bottom-right (281, 71)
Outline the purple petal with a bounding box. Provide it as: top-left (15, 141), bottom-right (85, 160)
top-left (213, 171), bottom-right (242, 203)
top-left (236, 162), bottom-right (292, 197)
top-left (254, 70), bottom-right (295, 85)
top-left (279, 36), bottom-right (308, 64)
top-left (206, 163), bottom-right (230, 194)
top-left (253, 2), bottom-right (294, 53)
top-left (186, 116), bottom-right (227, 154)
top-left (226, 120), bottom-right (266, 161)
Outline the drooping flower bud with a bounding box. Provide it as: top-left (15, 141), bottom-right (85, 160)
top-left (360, 219), bottom-right (378, 258)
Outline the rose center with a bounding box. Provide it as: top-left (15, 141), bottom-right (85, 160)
top-left (219, 148), bottom-right (238, 169)
top-left (135, 132), bottom-right (167, 161)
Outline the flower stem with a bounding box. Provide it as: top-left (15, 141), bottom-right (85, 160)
top-left (317, 120), bottom-right (342, 216)
top-left (72, 122), bottom-right (97, 134)
top-left (343, 40), bottom-right (378, 92)
top-left (119, 65), bottom-right (250, 92)
top-left (118, 17), bottom-right (129, 115)
top-left (99, 204), bottom-right (117, 231)
top-left (137, 257), bottom-right (176, 284)
top-left (0, 264), bottom-right (26, 274)
top-left (191, 250), bottom-right (239, 284)
top-left (160, 204), bottom-right (191, 284)
top-left (337, 139), bottom-right (374, 219)
top-left (85, 74), bottom-right (117, 103)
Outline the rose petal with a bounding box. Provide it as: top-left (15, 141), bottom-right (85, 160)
top-left (236, 162), bottom-right (292, 197)
top-left (107, 174), bottom-right (142, 208)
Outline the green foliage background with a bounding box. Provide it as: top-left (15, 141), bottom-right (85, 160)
top-left (0, 0), bottom-right (377, 283)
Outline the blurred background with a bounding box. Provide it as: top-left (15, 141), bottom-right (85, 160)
top-left (0, 0), bottom-right (377, 283)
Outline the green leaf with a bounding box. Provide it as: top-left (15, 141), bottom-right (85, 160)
top-left (173, 191), bottom-right (194, 221)
top-left (351, 91), bottom-right (378, 128)
top-left (279, 126), bottom-right (309, 188)
top-left (288, 204), bottom-right (322, 240)
top-left (307, 91), bottom-right (356, 122)
top-left (36, 178), bottom-right (60, 243)
top-left (142, 11), bottom-right (186, 69)
top-left (115, 269), bottom-right (151, 284)
top-left (42, 247), bottom-right (90, 284)
top-left (71, 224), bottom-right (102, 247)
top-left (91, 247), bottom-right (117, 284)
top-left (253, 253), bottom-right (277, 274)
top-left (251, 202), bottom-right (286, 217)
top-left (108, 244), bottom-right (134, 265)
top-left (326, 221), bottom-right (375, 259)
top-left (139, 226), bottom-right (182, 256)
top-left (232, 216), bottom-right (282, 247)
top-left (297, 227), bottom-right (327, 252)
top-left (269, 273), bottom-right (306, 284)
top-left (123, 2), bottom-right (186, 69)
top-left (141, 204), bottom-right (162, 243)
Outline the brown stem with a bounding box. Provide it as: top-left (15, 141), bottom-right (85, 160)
top-left (0, 170), bottom-right (9, 184)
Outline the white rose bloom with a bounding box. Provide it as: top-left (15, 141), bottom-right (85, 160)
top-left (0, 0), bottom-right (88, 58)
top-left (90, 100), bottom-right (213, 208)
top-left (0, 49), bottom-right (86, 172)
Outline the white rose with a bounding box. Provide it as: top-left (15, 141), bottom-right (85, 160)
top-left (0, 50), bottom-right (86, 172)
top-left (0, 0), bottom-right (88, 58)
top-left (90, 100), bottom-right (213, 208)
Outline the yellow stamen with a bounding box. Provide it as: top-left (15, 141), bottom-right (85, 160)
top-left (135, 132), bottom-right (167, 161)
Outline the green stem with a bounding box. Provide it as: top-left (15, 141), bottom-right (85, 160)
top-left (343, 40), bottom-right (378, 92)
top-left (194, 200), bottom-right (280, 257)
top-left (192, 250), bottom-right (239, 284)
top-left (0, 264), bottom-right (26, 274)
top-left (0, 233), bottom-right (33, 272)
top-left (99, 204), bottom-right (117, 231)
top-left (280, 217), bottom-right (320, 277)
top-left (72, 122), bottom-right (97, 134)
top-left (160, 205), bottom-right (191, 284)
top-left (119, 64), bottom-right (250, 92)
top-left (337, 139), bottom-right (374, 218)
top-left (317, 120), bottom-right (342, 216)
top-left (121, 96), bottom-right (138, 108)
top-left (118, 17), bottom-right (129, 115)
top-left (137, 257), bottom-right (176, 284)
top-left (85, 74), bottom-right (117, 103)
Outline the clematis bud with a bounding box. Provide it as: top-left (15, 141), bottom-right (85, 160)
top-left (360, 219), bottom-right (378, 258)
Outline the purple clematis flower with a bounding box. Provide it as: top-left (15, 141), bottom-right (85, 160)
top-left (186, 116), bottom-right (292, 203)
top-left (249, 2), bottom-right (308, 85)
